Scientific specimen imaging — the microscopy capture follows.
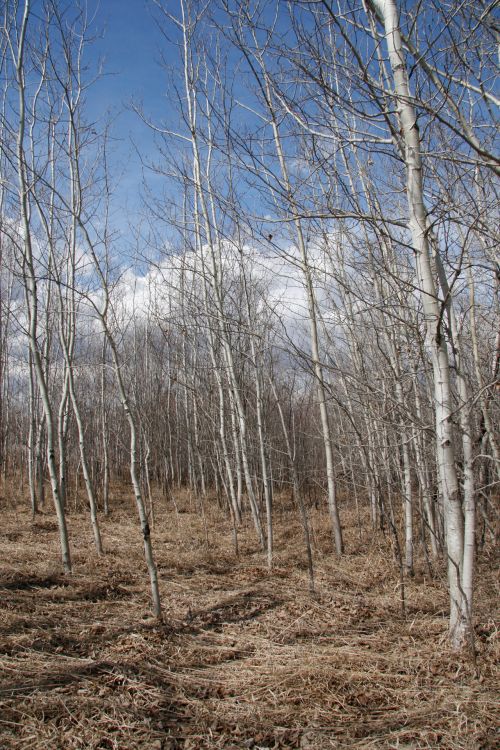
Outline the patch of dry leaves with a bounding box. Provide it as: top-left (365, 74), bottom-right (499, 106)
top-left (0, 487), bottom-right (498, 749)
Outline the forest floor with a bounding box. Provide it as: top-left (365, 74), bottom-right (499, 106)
top-left (0, 486), bottom-right (498, 750)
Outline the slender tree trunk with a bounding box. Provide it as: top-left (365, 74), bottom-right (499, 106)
top-left (14, 0), bottom-right (71, 573)
top-left (261, 70), bottom-right (343, 554)
top-left (270, 378), bottom-right (315, 592)
top-left (101, 339), bottom-right (110, 516)
top-left (108, 334), bottom-right (162, 619)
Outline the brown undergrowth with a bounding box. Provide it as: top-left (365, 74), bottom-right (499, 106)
top-left (0, 486), bottom-right (498, 749)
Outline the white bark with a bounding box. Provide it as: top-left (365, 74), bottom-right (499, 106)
top-left (260, 68), bottom-right (343, 554)
top-left (371, 0), bottom-right (468, 646)
top-left (14, 0), bottom-right (71, 573)
top-left (178, 1), bottom-right (264, 547)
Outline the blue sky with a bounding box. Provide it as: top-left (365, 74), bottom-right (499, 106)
top-left (87, 0), bottom-right (177, 236)
top-left (84, 0), bottom-right (283, 257)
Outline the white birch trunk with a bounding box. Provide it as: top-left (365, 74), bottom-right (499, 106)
top-left (179, 4), bottom-right (264, 546)
top-left (372, 0), bottom-right (467, 646)
top-left (14, 0), bottom-right (71, 573)
top-left (261, 72), bottom-right (343, 554)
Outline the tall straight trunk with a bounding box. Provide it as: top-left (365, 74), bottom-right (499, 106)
top-left (260, 70), bottom-right (343, 554)
top-left (108, 333), bottom-right (162, 618)
top-left (35, 419), bottom-right (45, 509)
top-left (64, 103), bottom-right (104, 553)
top-left (433, 251), bottom-right (476, 641)
top-left (143, 435), bottom-right (155, 528)
top-left (467, 263), bottom-right (500, 478)
top-left (178, 7), bottom-right (264, 547)
top-left (201, 270), bottom-right (241, 524)
top-left (100, 338), bottom-right (110, 516)
top-left (255, 364), bottom-right (273, 568)
top-left (240, 250), bottom-right (273, 566)
top-left (57, 372), bottom-right (70, 510)
top-left (342, 142), bottom-right (416, 569)
top-left (181, 330), bottom-right (196, 492)
top-left (166, 359), bottom-right (175, 491)
top-left (412, 373), bottom-right (440, 558)
top-left (27, 351), bottom-right (38, 517)
top-left (181, 181), bottom-right (240, 521)
top-left (14, 0), bottom-right (71, 573)
top-left (207, 330), bottom-right (241, 524)
top-left (63, 343), bottom-right (103, 554)
top-left (0, 249), bottom-right (14, 482)
top-left (372, 0), bottom-right (467, 646)
top-left (270, 378), bottom-right (315, 591)
top-left (57, 106), bottom-right (162, 614)
top-left (190, 346), bottom-right (206, 498)
top-left (229, 389), bottom-right (244, 518)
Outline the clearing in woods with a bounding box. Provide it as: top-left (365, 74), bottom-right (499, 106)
top-left (0, 489), bottom-right (498, 749)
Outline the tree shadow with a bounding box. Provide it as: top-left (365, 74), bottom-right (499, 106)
top-left (183, 589), bottom-right (283, 633)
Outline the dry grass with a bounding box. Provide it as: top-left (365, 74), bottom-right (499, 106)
top-left (0, 486), bottom-right (498, 749)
